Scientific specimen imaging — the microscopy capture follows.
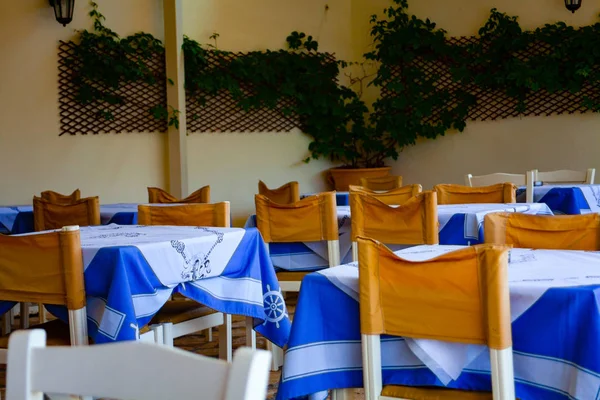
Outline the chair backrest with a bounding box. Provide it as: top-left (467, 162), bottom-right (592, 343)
top-left (255, 192), bottom-right (339, 266)
top-left (147, 186), bottom-right (211, 204)
top-left (257, 180), bottom-right (300, 204)
top-left (465, 173), bottom-right (525, 187)
top-left (359, 176), bottom-right (403, 191)
top-left (434, 183), bottom-right (516, 205)
top-left (40, 189), bottom-right (81, 205)
top-left (0, 226), bottom-right (88, 345)
top-left (533, 168), bottom-right (595, 184)
top-left (485, 212), bottom-right (600, 250)
top-left (6, 330), bottom-right (271, 400)
top-left (350, 191), bottom-right (438, 245)
top-left (138, 202), bottom-right (230, 228)
top-left (348, 184), bottom-right (422, 205)
top-left (33, 197), bottom-right (100, 232)
top-left (357, 237), bottom-right (514, 400)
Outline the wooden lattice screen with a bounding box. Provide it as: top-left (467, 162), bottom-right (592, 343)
top-left (380, 36), bottom-right (599, 122)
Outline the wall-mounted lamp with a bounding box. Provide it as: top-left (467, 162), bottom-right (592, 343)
top-left (49, 0), bottom-right (75, 26)
top-left (565, 0), bottom-right (582, 13)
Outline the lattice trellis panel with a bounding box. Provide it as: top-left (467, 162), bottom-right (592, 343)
top-left (58, 40), bottom-right (167, 135)
top-left (380, 36), bottom-right (600, 122)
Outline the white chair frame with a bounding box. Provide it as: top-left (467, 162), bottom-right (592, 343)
top-left (6, 329), bottom-right (271, 400)
top-left (526, 168), bottom-right (595, 203)
top-left (465, 172), bottom-right (526, 187)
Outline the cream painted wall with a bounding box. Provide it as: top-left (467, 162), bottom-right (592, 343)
top-left (352, 0), bottom-right (600, 189)
top-left (0, 0), bottom-right (166, 205)
top-left (182, 0), bottom-right (353, 224)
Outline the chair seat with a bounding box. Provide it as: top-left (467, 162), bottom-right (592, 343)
top-left (151, 301), bottom-right (218, 325)
top-left (382, 385), bottom-right (492, 400)
top-left (276, 271), bottom-right (313, 281)
top-left (0, 319), bottom-right (77, 347)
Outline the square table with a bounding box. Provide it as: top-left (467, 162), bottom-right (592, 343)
top-left (517, 184), bottom-right (600, 214)
top-left (277, 245), bottom-right (600, 400)
top-left (1, 224), bottom-right (291, 346)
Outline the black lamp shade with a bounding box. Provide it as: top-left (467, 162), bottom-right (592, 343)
top-left (49, 0), bottom-right (75, 26)
top-left (565, 0), bottom-right (582, 13)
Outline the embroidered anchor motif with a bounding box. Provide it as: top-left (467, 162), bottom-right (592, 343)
top-left (171, 228), bottom-right (225, 281)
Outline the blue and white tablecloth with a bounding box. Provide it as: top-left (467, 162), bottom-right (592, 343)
top-left (1, 224), bottom-right (290, 346)
top-left (0, 203), bottom-right (139, 234)
top-left (245, 203), bottom-right (552, 271)
top-left (278, 246), bottom-right (600, 400)
top-left (517, 184), bottom-right (600, 214)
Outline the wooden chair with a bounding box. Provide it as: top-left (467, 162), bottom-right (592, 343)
top-left (525, 168), bottom-right (596, 203)
top-left (359, 176), bottom-right (403, 191)
top-left (465, 173), bottom-right (526, 187)
top-left (350, 191), bottom-right (438, 261)
top-left (147, 186), bottom-right (210, 204)
top-left (137, 203), bottom-right (233, 361)
top-left (485, 212), bottom-right (600, 250)
top-left (358, 237), bottom-right (514, 400)
top-left (33, 197), bottom-right (100, 232)
top-left (434, 183), bottom-right (517, 205)
top-left (6, 329), bottom-right (271, 400)
top-left (40, 189), bottom-right (81, 205)
top-left (348, 184), bottom-right (422, 206)
top-left (257, 180), bottom-right (300, 204)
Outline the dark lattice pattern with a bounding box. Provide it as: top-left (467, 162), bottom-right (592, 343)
top-left (58, 40), bottom-right (167, 135)
top-left (380, 36), bottom-right (600, 122)
top-left (186, 51), bottom-right (336, 133)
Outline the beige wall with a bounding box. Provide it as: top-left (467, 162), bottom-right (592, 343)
top-left (0, 0), bottom-right (166, 205)
top-left (352, 0), bottom-right (600, 189)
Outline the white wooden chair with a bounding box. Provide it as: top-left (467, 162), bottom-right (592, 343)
top-left (465, 172), bottom-right (526, 187)
top-left (6, 329), bottom-right (271, 400)
top-left (525, 168), bottom-right (595, 203)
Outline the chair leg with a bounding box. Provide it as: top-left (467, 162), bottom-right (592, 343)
top-left (218, 314), bottom-right (232, 362)
top-left (266, 340), bottom-right (284, 371)
top-left (1, 313), bottom-right (10, 336)
top-left (38, 303), bottom-right (46, 323)
top-left (19, 303), bottom-right (29, 329)
top-left (332, 389), bottom-right (354, 400)
top-left (207, 328), bottom-right (213, 342)
top-left (245, 317), bottom-right (256, 349)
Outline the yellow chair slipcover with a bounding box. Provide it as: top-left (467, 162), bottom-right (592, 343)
top-left (358, 237), bottom-right (514, 399)
top-left (33, 196), bottom-right (100, 232)
top-left (257, 180), bottom-right (300, 204)
top-left (349, 184), bottom-right (423, 206)
top-left (147, 186), bottom-right (210, 204)
top-left (359, 175), bottom-right (403, 191)
top-left (40, 189), bottom-right (81, 205)
top-left (434, 183), bottom-right (516, 205)
top-left (485, 212), bottom-right (600, 251)
top-left (138, 202), bottom-right (230, 227)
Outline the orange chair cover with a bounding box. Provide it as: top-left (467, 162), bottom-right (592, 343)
top-left (485, 212), bottom-right (600, 251)
top-left (255, 192), bottom-right (338, 243)
top-left (0, 229), bottom-right (85, 309)
top-left (350, 191), bottom-right (438, 245)
top-left (33, 197), bottom-right (100, 232)
top-left (358, 237), bottom-right (511, 350)
top-left (138, 203), bottom-right (230, 228)
top-left (257, 180), bottom-right (300, 204)
top-left (434, 183), bottom-right (516, 205)
top-left (40, 189), bottom-right (81, 205)
top-left (349, 184), bottom-right (422, 206)
top-left (147, 186), bottom-right (210, 204)
top-left (359, 175), bottom-right (403, 191)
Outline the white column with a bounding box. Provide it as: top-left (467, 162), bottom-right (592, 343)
top-left (163, 0), bottom-right (188, 198)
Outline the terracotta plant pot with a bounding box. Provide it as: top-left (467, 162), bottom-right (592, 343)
top-left (327, 166), bottom-right (392, 191)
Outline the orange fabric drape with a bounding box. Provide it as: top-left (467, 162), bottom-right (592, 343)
top-left (434, 183), bottom-right (516, 205)
top-left (40, 189), bottom-right (81, 205)
top-left (359, 176), bottom-right (403, 191)
top-left (147, 186), bottom-right (210, 204)
top-left (138, 203), bottom-right (230, 228)
top-left (350, 191), bottom-right (438, 245)
top-left (349, 184), bottom-right (422, 205)
top-left (485, 212), bottom-right (600, 250)
top-left (255, 192), bottom-right (338, 243)
top-left (33, 197), bottom-right (100, 232)
top-left (0, 229), bottom-right (85, 309)
top-left (257, 180), bottom-right (300, 204)
top-left (358, 237), bottom-right (511, 350)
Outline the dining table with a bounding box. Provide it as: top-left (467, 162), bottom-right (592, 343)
top-left (277, 245), bottom-right (600, 400)
top-left (0, 203), bottom-right (139, 234)
top-left (0, 224), bottom-right (291, 346)
top-left (516, 184), bottom-right (600, 214)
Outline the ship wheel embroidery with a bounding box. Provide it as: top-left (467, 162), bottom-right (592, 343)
top-left (262, 284), bottom-right (288, 328)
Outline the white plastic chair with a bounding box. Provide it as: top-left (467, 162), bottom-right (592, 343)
top-left (6, 329), bottom-right (271, 400)
top-left (465, 172), bottom-right (526, 187)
